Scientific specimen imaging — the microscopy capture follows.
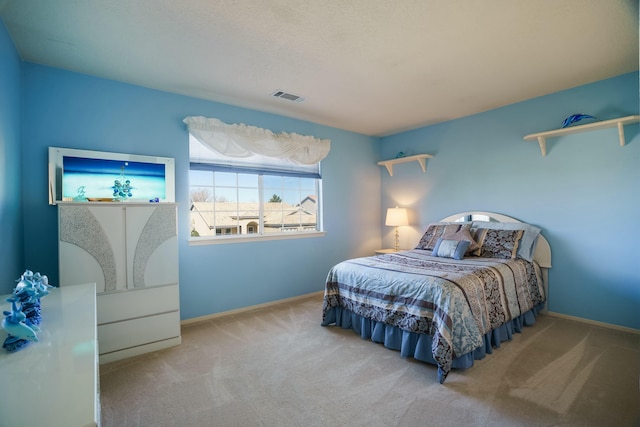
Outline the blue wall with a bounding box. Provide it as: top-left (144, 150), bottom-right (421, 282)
top-left (3, 17), bottom-right (638, 329)
top-left (19, 63), bottom-right (381, 319)
top-left (0, 21), bottom-right (24, 292)
top-left (380, 72), bottom-right (640, 330)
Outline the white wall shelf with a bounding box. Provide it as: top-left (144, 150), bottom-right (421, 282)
top-left (523, 115), bottom-right (640, 156)
top-left (378, 153), bottom-right (433, 176)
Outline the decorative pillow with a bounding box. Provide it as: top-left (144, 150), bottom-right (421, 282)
top-left (471, 221), bottom-right (541, 262)
top-left (441, 224), bottom-right (480, 253)
top-left (431, 238), bottom-right (471, 260)
top-left (416, 223), bottom-right (472, 251)
top-left (474, 228), bottom-right (524, 259)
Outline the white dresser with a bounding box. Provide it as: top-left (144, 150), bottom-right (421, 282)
top-left (0, 283), bottom-right (100, 427)
top-left (58, 202), bottom-right (181, 363)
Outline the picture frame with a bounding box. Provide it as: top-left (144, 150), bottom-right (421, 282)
top-left (48, 147), bottom-right (175, 204)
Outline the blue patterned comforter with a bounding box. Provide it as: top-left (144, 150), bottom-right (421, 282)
top-left (322, 250), bottom-right (545, 383)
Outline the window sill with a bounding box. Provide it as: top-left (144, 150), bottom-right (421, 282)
top-left (188, 231), bottom-right (326, 246)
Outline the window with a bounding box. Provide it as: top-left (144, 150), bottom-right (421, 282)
top-left (184, 117), bottom-right (329, 242)
top-left (184, 117), bottom-right (330, 240)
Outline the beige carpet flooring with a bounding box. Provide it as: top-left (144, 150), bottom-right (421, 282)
top-left (100, 293), bottom-right (640, 427)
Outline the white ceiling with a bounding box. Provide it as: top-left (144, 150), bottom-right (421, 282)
top-left (1, 0), bottom-right (638, 136)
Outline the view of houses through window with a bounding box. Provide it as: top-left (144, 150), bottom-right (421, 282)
top-left (189, 170), bottom-right (320, 238)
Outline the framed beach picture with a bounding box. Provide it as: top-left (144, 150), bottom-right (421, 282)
top-left (48, 147), bottom-right (175, 204)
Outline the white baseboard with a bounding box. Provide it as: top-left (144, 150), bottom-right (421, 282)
top-left (545, 311), bottom-right (640, 335)
top-left (180, 294), bottom-right (640, 335)
top-left (180, 291), bottom-right (324, 326)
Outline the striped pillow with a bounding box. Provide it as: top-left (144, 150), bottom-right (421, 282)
top-left (432, 238), bottom-right (471, 260)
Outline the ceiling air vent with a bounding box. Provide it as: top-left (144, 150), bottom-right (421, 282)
top-left (271, 90), bottom-right (305, 103)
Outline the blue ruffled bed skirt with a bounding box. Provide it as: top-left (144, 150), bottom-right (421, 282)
top-left (321, 303), bottom-right (544, 371)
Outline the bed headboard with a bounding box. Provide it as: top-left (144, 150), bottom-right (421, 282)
top-left (439, 211), bottom-right (551, 269)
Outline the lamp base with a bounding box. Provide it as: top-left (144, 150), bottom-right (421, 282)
top-left (394, 226), bottom-right (400, 251)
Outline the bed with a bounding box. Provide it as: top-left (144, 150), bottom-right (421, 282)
top-left (321, 211), bottom-right (551, 383)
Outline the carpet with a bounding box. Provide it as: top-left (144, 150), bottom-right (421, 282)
top-left (99, 293), bottom-right (640, 426)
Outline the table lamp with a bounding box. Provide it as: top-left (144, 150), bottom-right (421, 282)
top-left (385, 207), bottom-right (409, 251)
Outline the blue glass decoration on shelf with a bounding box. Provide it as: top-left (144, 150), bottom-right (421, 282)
top-left (112, 163), bottom-right (134, 201)
top-left (561, 114), bottom-right (597, 128)
top-left (2, 270), bottom-right (51, 352)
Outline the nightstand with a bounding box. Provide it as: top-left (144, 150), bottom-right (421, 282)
top-left (375, 248), bottom-right (403, 254)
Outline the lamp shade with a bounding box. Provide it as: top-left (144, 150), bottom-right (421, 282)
top-left (385, 207), bottom-right (408, 227)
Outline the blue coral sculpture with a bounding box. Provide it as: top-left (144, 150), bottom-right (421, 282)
top-left (112, 164), bottom-right (133, 201)
top-left (561, 114), bottom-right (597, 128)
top-left (2, 270), bottom-right (51, 352)
top-left (2, 298), bottom-right (39, 352)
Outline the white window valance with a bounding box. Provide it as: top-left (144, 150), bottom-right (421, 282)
top-left (183, 116), bottom-right (330, 165)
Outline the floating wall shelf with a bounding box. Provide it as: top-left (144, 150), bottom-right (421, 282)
top-left (378, 153), bottom-right (433, 176)
top-left (523, 115), bottom-right (640, 156)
